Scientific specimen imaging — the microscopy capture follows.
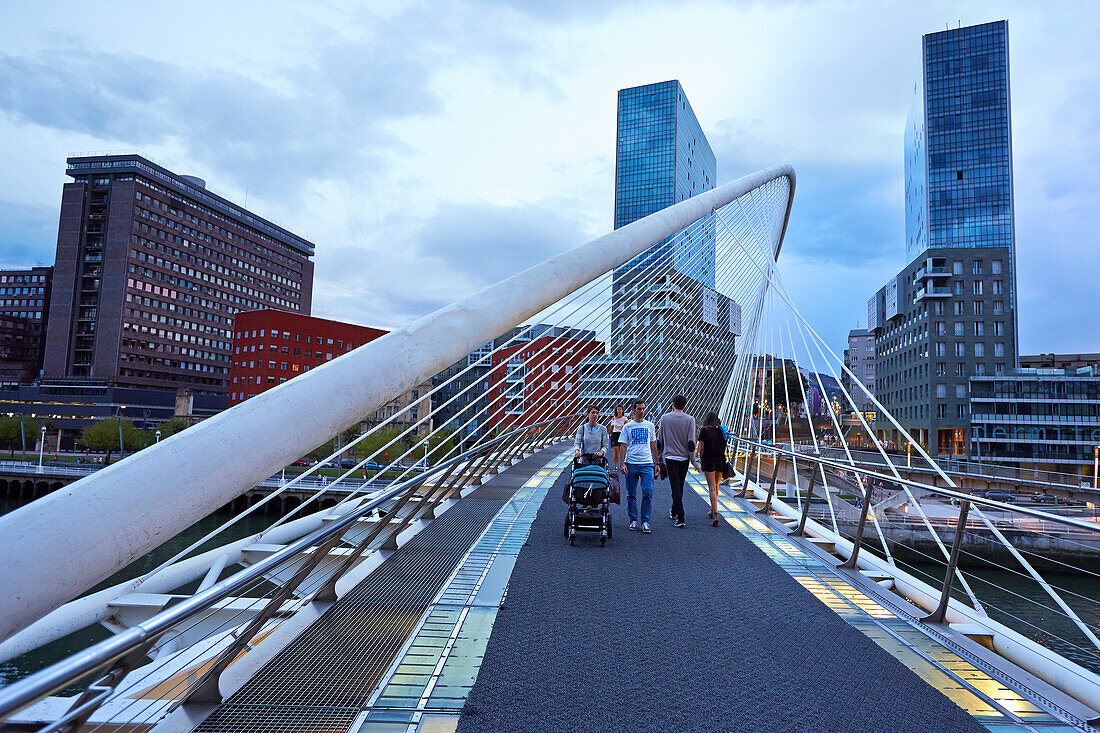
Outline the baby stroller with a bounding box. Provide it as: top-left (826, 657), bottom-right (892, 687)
top-left (563, 454), bottom-right (612, 546)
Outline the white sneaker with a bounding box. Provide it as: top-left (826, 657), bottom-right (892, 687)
top-left (641, 522), bottom-right (651, 534)
top-left (629, 520), bottom-right (639, 531)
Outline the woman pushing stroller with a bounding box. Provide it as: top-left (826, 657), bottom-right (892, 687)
top-left (574, 405), bottom-right (610, 460)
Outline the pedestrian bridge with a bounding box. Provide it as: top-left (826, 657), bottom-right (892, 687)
top-left (1, 165), bottom-right (1099, 732)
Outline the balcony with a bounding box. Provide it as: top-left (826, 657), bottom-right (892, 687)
top-left (916, 286), bottom-right (951, 301)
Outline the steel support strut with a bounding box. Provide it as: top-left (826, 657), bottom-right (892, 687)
top-left (791, 466), bottom-right (818, 537)
top-left (756, 461), bottom-right (781, 515)
top-left (738, 445), bottom-right (758, 498)
top-left (840, 472), bottom-right (874, 569)
top-left (921, 499), bottom-right (971, 625)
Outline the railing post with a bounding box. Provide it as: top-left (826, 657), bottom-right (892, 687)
top-left (840, 471), bottom-right (875, 569)
top-left (756, 460), bottom-right (781, 515)
top-left (791, 466), bottom-right (818, 537)
top-left (737, 444), bottom-right (757, 498)
top-left (921, 499), bottom-right (971, 625)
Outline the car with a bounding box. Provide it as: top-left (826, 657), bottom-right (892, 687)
top-left (983, 490), bottom-right (1015, 504)
top-left (291, 459), bottom-right (311, 467)
top-left (363, 461), bottom-right (382, 471)
top-left (339, 459), bottom-right (357, 469)
top-left (1030, 493), bottom-right (1057, 504)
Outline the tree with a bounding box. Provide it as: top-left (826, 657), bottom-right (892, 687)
top-left (423, 428), bottom-right (457, 466)
top-left (79, 417), bottom-right (147, 464)
top-left (0, 415), bottom-right (38, 457)
top-left (351, 426), bottom-right (410, 464)
top-left (762, 365), bottom-right (810, 412)
top-left (157, 416), bottom-right (192, 439)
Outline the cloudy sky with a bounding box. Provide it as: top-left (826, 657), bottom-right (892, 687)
top-left (1, 0), bottom-right (1097, 354)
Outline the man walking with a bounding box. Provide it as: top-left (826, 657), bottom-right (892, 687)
top-left (620, 400), bottom-right (658, 534)
top-left (658, 395), bottom-right (698, 528)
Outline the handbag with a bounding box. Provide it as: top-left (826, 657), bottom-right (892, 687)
top-left (608, 472), bottom-right (621, 504)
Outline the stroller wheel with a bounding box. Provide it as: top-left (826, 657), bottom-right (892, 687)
top-left (570, 536), bottom-right (575, 546)
top-left (563, 512), bottom-right (571, 539)
top-left (600, 537), bottom-right (606, 547)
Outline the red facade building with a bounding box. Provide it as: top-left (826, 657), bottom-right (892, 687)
top-left (229, 309), bottom-right (386, 405)
top-left (485, 334), bottom-right (603, 431)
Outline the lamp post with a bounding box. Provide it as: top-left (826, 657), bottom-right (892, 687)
top-left (37, 426), bottom-right (46, 470)
top-left (155, 430), bottom-right (162, 444)
top-left (1094, 445), bottom-right (1098, 491)
top-left (907, 441), bottom-right (912, 468)
top-left (19, 413), bottom-right (26, 461)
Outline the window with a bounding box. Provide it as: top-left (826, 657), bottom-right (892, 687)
top-left (974, 342), bottom-right (985, 357)
top-left (268, 361), bottom-right (276, 369)
top-left (995, 363), bottom-right (1005, 375)
top-left (934, 302), bottom-right (945, 315)
top-left (954, 301), bottom-right (965, 316)
top-left (974, 322), bottom-right (984, 336)
top-left (974, 363), bottom-right (985, 375)
top-left (953, 281), bottom-right (964, 295)
top-left (992, 280), bottom-right (1003, 295)
top-left (954, 342), bottom-right (965, 357)
top-left (994, 343), bottom-right (1005, 357)
top-left (954, 322), bottom-right (964, 336)
top-left (973, 301), bottom-right (983, 316)
top-left (936, 362), bottom-right (947, 376)
top-left (972, 280), bottom-right (983, 296)
top-left (956, 363), bottom-right (966, 376)
top-left (972, 261), bottom-right (983, 275)
top-left (994, 321), bottom-right (1004, 336)
top-left (956, 384), bottom-right (967, 398)
top-left (957, 404), bottom-right (967, 419)
top-left (993, 301), bottom-right (1004, 315)
top-left (952, 261), bottom-right (963, 275)
top-left (935, 342), bottom-right (946, 357)
top-left (936, 322), bottom-right (946, 336)
top-left (992, 260), bottom-right (1003, 274)
top-left (938, 404), bottom-right (947, 419)
top-left (936, 384), bottom-right (947, 398)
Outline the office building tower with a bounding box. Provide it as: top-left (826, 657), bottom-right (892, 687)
top-left (594, 80), bottom-right (736, 416)
top-left (870, 20), bottom-right (1017, 456)
top-left (615, 80), bottom-right (716, 287)
top-left (0, 266), bottom-right (52, 385)
top-left (43, 154), bottom-right (315, 395)
top-left (841, 328), bottom-right (876, 413)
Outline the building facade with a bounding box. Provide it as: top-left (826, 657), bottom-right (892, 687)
top-left (970, 366), bottom-right (1100, 479)
top-left (229, 309), bottom-right (431, 436)
top-left (615, 80), bottom-right (716, 287)
top-left (598, 81), bottom-right (737, 417)
top-left (842, 328), bottom-right (876, 413)
top-left (44, 154), bottom-right (315, 396)
top-left (484, 334), bottom-right (603, 432)
top-left (0, 266), bottom-right (53, 385)
top-left (871, 21), bottom-right (1017, 456)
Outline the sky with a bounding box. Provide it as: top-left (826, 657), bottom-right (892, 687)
top-left (0, 0), bottom-right (1097, 355)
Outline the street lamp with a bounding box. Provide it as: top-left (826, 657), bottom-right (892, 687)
top-left (38, 426), bottom-right (46, 470)
top-left (155, 430), bottom-right (162, 444)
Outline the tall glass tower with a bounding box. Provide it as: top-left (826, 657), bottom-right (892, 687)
top-left (905, 20), bottom-right (1015, 262)
top-left (871, 20), bottom-right (1019, 457)
top-left (614, 80), bottom-right (716, 288)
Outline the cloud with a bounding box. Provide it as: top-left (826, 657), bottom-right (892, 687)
top-left (415, 199), bottom-right (589, 283)
top-left (0, 199), bottom-right (57, 269)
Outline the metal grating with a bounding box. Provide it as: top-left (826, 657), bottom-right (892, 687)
top-left (192, 447), bottom-right (562, 733)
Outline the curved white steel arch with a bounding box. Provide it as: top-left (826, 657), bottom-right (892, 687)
top-left (0, 164), bottom-right (795, 642)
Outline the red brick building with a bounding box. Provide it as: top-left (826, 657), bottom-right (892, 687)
top-left (229, 310), bottom-right (386, 405)
top-left (485, 334), bottom-right (603, 431)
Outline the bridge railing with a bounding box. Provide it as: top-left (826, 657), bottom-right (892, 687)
top-left (0, 415), bottom-right (573, 726)
top-left (731, 436), bottom-right (1100, 722)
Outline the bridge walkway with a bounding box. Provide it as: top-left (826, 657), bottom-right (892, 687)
top-left (456, 456), bottom-right (1079, 733)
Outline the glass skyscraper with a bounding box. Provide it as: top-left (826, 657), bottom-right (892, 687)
top-left (871, 20), bottom-right (1019, 457)
top-left (906, 20), bottom-right (1014, 261)
top-left (614, 80), bottom-right (716, 288)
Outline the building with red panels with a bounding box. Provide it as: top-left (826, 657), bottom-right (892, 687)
top-left (229, 310), bottom-right (385, 405)
top-left (484, 332), bottom-right (603, 431)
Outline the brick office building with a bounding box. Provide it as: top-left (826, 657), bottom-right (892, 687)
top-left (485, 333), bottom-right (603, 432)
top-left (0, 266), bottom-right (53, 384)
top-left (229, 310), bottom-right (433, 436)
top-left (44, 154), bottom-right (315, 396)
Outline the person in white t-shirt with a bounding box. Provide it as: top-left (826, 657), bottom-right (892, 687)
top-left (620, 400), bottom-right (659, 533)
top-left (608, 405), bottom-right (627, 468)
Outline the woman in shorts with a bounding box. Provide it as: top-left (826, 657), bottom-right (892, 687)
top-left (697, 411), bottom-right (728, 527)
top-left (608, 405), bottom-right (627, 468)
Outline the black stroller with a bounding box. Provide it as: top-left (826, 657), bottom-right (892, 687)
top-left (563, 454), bottom-right (613, 546)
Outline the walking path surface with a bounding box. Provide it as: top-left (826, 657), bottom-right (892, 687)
top-left (457, 466), bottom-right (992, 733)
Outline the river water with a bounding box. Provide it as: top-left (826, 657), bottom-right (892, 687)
top-left (1, 497), bottom-right (1099, 687)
